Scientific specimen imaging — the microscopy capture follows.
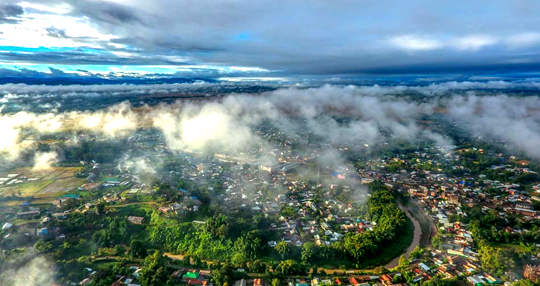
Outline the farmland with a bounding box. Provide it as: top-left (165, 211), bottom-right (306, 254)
top-left (0, 167), bottom-right (84, 206)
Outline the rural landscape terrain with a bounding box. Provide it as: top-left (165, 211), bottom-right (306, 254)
top-left (2, 0), bottom-right (540, 285)
top-left (2, 82), bottom-right (540, 286)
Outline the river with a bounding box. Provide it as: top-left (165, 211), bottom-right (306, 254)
top-left (384, 203), bottom-right (422, 269)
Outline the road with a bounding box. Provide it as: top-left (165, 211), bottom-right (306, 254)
top-left (384, 203), bottom-right (422, 269)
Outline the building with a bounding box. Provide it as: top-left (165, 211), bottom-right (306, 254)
top-left (17, 210), bottom-right (40, 219)
top-left (235, 279), bottom-right (247, 286)
top-left (524, 265), bottom-right (540, 283)
top-left (127, 216), bottom-right (145, 225)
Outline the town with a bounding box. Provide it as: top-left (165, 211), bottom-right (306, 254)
top-left (2, 113), bottom-right (540, 286)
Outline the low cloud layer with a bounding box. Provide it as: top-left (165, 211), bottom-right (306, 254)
top-left (1, 82), bottom-right (540, 167)
top-left (0, 250), bottom-right (57, 286)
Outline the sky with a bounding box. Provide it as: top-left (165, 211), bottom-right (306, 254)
top-left (1, 0), bottom-right (540, 80)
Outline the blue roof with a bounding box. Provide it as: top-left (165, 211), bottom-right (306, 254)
top-left (178, 188), bottom-right (188, 193)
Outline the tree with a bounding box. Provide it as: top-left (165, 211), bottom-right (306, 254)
top-left (410, 246), bottom-right (423, 259)
top-left (513, 279), bottom-right (535, 286)
top-left (272, 278), bottom-right (281, 286)
top-left (432, 235), bottom-right (442, 249)
top-left (478, 244), bottom-right (515, 277)
top-left (398, 255), bottom-right (409, 269)
top-left (138, 250), bottom-right (170, 286)
top-left (130, 239), bottom-right (148, 259)
top-left (206, 214), bottom-right (229, 239)
top-left (114, 245), bottom-right (126, 256)
top-left (34, 240), bottom-right (53, 253)
top-left (96, 203), bottom-right (105, 215)
top-left (301, 242), bottom-right (316, 263)
top-left (249, 260), bottom-right (265, 273)
top-left (275, 241), bottom-right (289, 259)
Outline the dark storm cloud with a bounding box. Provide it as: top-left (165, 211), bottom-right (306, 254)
top-left (0, 3), bottom-right (23, 23)
top-left (45, 27), bottom-right (67, 38)
top-left (0, 49), bottom-right (188, 66)
top-left (68, 0), bottom-right (144, 25)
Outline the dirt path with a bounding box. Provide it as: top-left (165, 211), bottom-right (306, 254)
top-left (384, 203), bottom-right (422, 269)
top-left (165, 252), bottom-right (185, 261)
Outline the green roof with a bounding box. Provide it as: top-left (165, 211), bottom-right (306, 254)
top-left (183, 272), bottom-right (200, 279)
top-left (62, 194), bottom-right (79, 199)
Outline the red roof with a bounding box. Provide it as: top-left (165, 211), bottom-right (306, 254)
top-left (349, 278), bottom-right (360, 286)
top-left (381, 274), bottom-right (393, 282)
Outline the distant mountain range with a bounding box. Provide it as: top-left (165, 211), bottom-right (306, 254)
top-left (0, 76), bottom-right (217, 85)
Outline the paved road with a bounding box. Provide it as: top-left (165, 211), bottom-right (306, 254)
top-left (384, 203), bottom-right (422, 269)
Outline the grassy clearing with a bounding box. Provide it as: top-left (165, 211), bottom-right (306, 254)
top-left (109, 203), bottom-right (156, 217)
top-left (12, 218), bottom-right (41, 226)
top-left (494, 243), bottom-right (532, 253)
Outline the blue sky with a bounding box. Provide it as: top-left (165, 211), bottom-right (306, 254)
top-left (1, 0), bottom-right (540, 80)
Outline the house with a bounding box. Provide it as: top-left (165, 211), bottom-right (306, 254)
top-left (254, 278), bottom-right (266, 286)
top-left (183, 272), bottom-right (200, 280)
top-left (2, 222), bottom-right (12, 230)
top-left (103, 177), bottom-right (122, 186)
top-left (111, 275), bottom-right (140, 286)
top-left (349, 278), bottom-right (361, 286)
top-left (36, 227), bottom-right (50, 239)
top-left (127, 216), bottom-right (144, 225)
top-left (17, 210), bottom-right (40, 219)
top-left (234, 279), bottom-right (247, 286)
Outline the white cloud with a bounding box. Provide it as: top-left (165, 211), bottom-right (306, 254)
top-left (506, 32), bottom-right (540, 48)
top-left (0, 9), bottom-right (114, 49)
top-left (390, 34), bottom-right (500, 52)
top-left (390, 35), bottom-right (443, 51)
top-left (19, 2), bottom-right (73, 14)
top-left (32, 151), bottom-right (58, 171)
top-left (452, 35), bottom-right (498, 51)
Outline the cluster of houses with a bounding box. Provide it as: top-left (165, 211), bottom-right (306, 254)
top-left (267, 185), bottom-right (370, 247)
top-left (158, 189), bottom-right (203, 216)
top-left (357, 146), bottom-right (540, 285)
